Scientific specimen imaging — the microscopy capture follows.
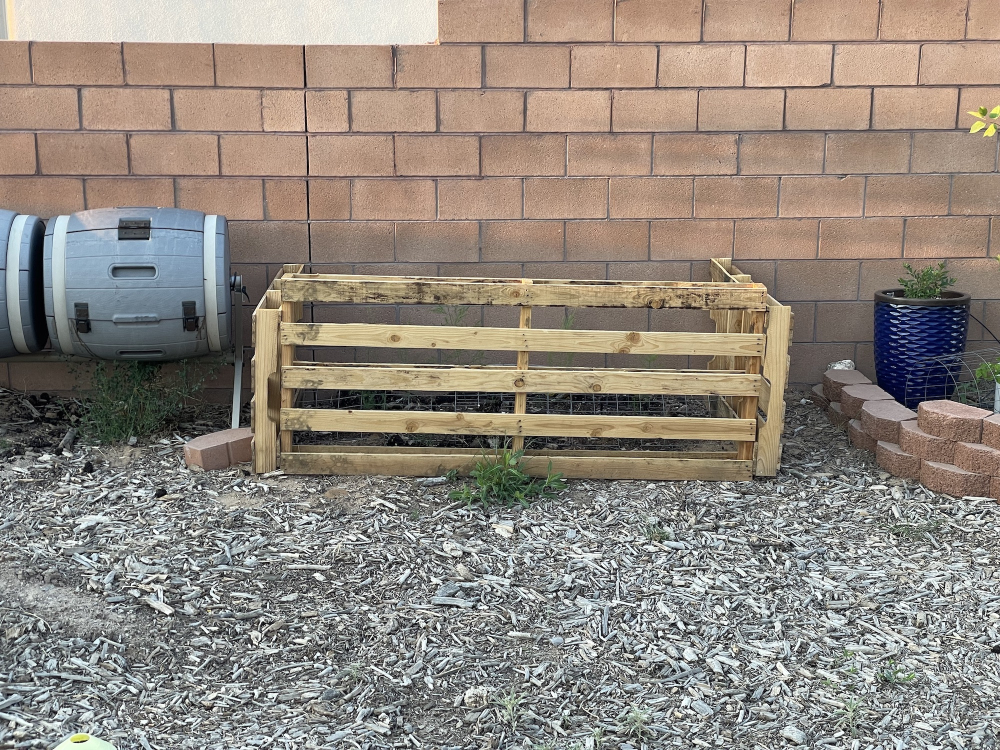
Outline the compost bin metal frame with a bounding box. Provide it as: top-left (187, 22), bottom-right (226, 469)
top-left (250, 261), bottom-right (791, 480)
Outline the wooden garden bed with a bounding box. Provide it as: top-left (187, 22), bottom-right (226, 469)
top-left (250, 261), bottom-right (791, 480)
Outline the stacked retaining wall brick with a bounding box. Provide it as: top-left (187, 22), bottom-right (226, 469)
top-left (820, 368), bottom-right (1000, 498)
top-left (2, 0), bottom-right (1000, 395)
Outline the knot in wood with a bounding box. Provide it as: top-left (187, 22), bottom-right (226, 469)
top-left (513, 378), bottom-right (525, 388)
top-left (405, 421), bottom-right (418, 432)
top-left (626, 332), bottom-right (642, 344)
top-left (591, 384), bottom-right (602, 392)
top-left (649, 298), bottom-right (665, 309)
top-left (389, 334), bottom-right (402, 343)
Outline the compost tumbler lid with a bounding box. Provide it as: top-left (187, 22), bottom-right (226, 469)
top-left (874, 289), bottom-right (971, 307)
top-left (61, 207), bottom-right (206, 233)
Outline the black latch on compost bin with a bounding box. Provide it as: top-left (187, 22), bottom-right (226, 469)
top-left (118, 218), bottom-right (151, 240)
top-left (74, 303), bottom-right (91, 333)
top-left (182, 301), bottom-right (199, 332)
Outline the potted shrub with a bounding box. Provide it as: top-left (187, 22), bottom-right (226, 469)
top-left (874, 263), bottom-right (971, 408)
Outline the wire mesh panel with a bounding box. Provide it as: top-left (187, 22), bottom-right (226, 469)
top-left (903, 346), bottom-right (1000, 412)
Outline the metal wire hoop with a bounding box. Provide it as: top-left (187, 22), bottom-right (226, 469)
top-left (903, 346), bottom-right (1000, 412)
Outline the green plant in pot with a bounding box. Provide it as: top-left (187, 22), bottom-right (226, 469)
top-left (873, 262), bottom-right (971, 408)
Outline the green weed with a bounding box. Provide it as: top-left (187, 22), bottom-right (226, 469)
top-left (495, 688), bottom-right (524, 730)
top-left (834, 696), bottom-right (864, 737)
top-left (619, 705), bottom-right (651, 740)
top-left (889, 519), bottom-right (944, 540)
top-left (643, 523), bottom-right (672, 542)
top-left (878, 659), bottom-right (916, 685)
top-left (449, 447), bottom-right (566, 509)
top-left (79, 360), bottom-right (209, 444)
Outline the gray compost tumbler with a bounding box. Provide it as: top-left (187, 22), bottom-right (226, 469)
top-left (0, 209), bottom-right (48, 358)
top-left (43, 208), bottom-right (232, 361)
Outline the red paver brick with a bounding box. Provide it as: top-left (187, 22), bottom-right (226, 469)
top-left (861, 399), bottom-right (917, 443)
top-left (917, 400), bottom-right (991, 442)
top-left (876, 441), bottom-right (921, 479)
top-left (840, 383), bottom-right (893, 419)
top-left (982, 414), bottom-right (1000, 451)
top-left (184, 428), bottom-right (253, 470)
top-left (848, 419), bottom-right (876, 452)
top-left (920, 460), bottom-right (990, 498)
top-left (823, 368), bottom-right (872, 401)
top-left (954, 441), bottom-right (1000, 476)
top-left (899, 419), bottom-right (956, 463)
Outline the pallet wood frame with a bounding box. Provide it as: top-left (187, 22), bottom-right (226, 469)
top-left (251, 262), bottom-right (792, 480)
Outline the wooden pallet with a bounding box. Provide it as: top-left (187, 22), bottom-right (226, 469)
top-left (250, 262), bottom-right (792, 480)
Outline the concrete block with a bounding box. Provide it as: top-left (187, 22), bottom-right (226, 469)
top-left (917, 400), bottom-right (991, 442)
top-left (860, 399), bottom-right (917, 443)
top-left (876, 441), bottom-right (921, 479)
top-left (184, 428), bottom-right (253, 471)
top-left (848, 418), bottom-right (876, 452)
top-left (898, 419), bottom-right (956, 463)
top-left (954, 441), bottom-right (1000, 476)
top-left (920, 460), bottom-right (990, 498)
top-left (840, 383), bottom-right (893, 419)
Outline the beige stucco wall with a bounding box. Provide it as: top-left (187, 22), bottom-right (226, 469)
top-left (4, 0), bottom-right (438, 43)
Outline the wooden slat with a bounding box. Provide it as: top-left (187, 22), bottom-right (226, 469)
top-left (283, 271), bottom-right (762, 289)
top-left (736, 309), bottom-right (766, 462)
top-left (281, 408), bottom-right (755, 441)
top-left (290, 445), bottom-right (738, 459)
top-left (280, 449), bottom-right (753, 480)
top-left (282, 364), bottom-right (764, 396)
top-left (278, 278), bottom-right (767, 309)
top-left (513, 280), bottom-right (532, 452)
top-left (756, 303), bottom-right (792, 476)
top-left (279, 300), bottom-right (297, 455)
top-left (282, 323), bottom-right (765, 357)
top-left (251, 306), bottom-right (280, 473)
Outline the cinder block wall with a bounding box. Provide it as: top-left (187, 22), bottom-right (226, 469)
top-left (2, 0), bottom-right (1000, 395)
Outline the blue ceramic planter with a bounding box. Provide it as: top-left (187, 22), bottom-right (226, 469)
top-left (874, 289), bottom-right (970, 409)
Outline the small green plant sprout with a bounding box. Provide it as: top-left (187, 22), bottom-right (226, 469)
top-left (889, 518), bottom-right (943, 540)
top-left (898, 262), bottom-right (956, 299)
top-left (619, 705), bottom-right (652, 740)
top-left (449, 447), bottom-right (567, 509)
top-left (643, 522), bottom-right (672, 542)
top-left (877, 659), bottom-right (916, 685)
top-left (494, 688), bottom-right (524, 730)
top-left (969, 105), bottom-right (1000, 137)
top-left (834, 696), bottom-right (865, 737)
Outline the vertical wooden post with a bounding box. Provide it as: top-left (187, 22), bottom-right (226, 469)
top-left (252, 304), bottom-right (280, 474)
top-left (756, 302), bottom-right (792, 476)
top-left (279, 299), bottom-right (298, 455)
top-left (737, 309), bottom-right (767, 462)
top-left (512, 280), bottom-right (532, 453)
